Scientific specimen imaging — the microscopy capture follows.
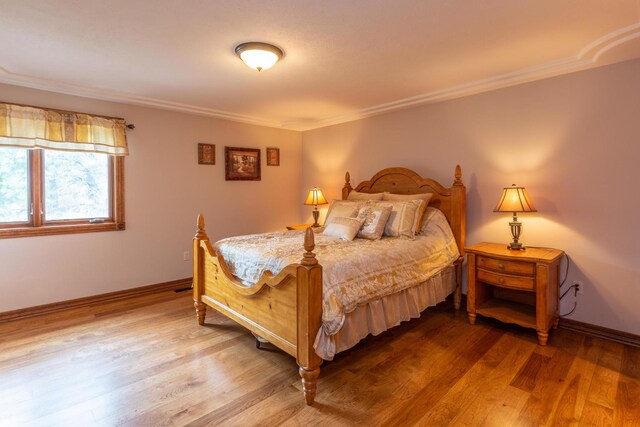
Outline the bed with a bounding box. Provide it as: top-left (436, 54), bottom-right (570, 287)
top-left (192, 166), bottom-right (466, 405)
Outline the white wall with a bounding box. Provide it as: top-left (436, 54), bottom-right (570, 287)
top-left (301, 59), bottom-right (640, 335)
top-left (0, 84), bottom-right (302, 312)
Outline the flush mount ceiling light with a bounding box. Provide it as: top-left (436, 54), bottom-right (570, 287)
top-left (235, 42), bottom-right (284, 72)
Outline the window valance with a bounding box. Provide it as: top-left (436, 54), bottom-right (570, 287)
top-left (0, 102), bottom-right (129, 156)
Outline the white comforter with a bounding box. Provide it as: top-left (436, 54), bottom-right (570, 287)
top-left (214, 208), bottom-right (459, 336)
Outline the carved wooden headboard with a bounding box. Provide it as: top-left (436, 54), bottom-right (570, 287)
top-left (342, 165), bottom-right (466, 256)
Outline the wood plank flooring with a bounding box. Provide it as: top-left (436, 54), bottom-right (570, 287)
top-left (1, 291), bottom-right (639, 426)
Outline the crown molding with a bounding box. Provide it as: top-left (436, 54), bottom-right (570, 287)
top-left (288, 22), bottom-right (640, 131)
top-left (579, 23), bottom-right (640, 61)
top-left (0, 66), bottom-right (282, 129)
top-left (283, 56), bottom-right (593, 130)
top-left (1, 22), bottom-right (639, 132)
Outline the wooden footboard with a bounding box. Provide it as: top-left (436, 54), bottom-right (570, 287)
top-left (192, 215), bottom-right (323, 405)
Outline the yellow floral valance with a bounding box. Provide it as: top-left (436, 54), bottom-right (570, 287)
top-left (0, 102), bottom-right (129, 156)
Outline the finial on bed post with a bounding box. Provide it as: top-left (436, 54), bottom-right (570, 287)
top-left (196, 213), bottom-right (207, 239)
top-left (342, 171), bottom-right (353, 200)
top-left (301, 228), bottom-right (318, 266)
top-left (454, 165), bottom-right (463, 186)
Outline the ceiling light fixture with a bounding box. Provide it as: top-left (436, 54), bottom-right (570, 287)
top-left (235, 42), bottom-right (284, 72)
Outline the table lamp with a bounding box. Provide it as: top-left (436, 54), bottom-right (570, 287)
top-left (304, 188), bottom-right (328, 227)
top-left (493, 184), bottom-right (537, 250)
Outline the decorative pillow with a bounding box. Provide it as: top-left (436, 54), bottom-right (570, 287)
top-left (347, 190), bottom-right (384, 201)
top-left (324, 200), bottom-right (362, 227)
top-left (383, 192), bottom-right (433, 234)
top-left (356, 204), bottom-right (392, 240)
top-left (369, 200), bottom-right (422, 239)
top-left (323, 216), bottom-right (365, 241)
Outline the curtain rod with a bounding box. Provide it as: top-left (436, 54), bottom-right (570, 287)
top-left (0, 100), bottom-right (135, 129)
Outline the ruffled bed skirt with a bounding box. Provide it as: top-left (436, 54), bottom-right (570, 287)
top-left (313, 266), bottom-right (456, 360)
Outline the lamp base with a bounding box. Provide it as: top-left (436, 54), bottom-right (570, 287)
top-left (507, 214), bottom-right (526, 250)
top-left (312, 209), bottom-right (320, 228)
top-left (507, 242), bottom-right (526, 251)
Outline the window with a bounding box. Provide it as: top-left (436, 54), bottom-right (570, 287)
top-left (0, 147), bottom-right (124, 238)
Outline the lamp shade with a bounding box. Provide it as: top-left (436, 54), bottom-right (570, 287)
top-left (493, 184), bottom-right (537, 213)
top-left (304, 188), bottom-right (328, 206)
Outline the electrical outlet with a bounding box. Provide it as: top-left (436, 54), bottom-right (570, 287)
top-left (574, 280), bottom-right (583, 294)
top-left (183, 251), bottom-right (190, 261)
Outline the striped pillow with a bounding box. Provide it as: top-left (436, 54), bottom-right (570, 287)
top-left (370, 200), bottom-right (422, 239)
top-left (382, 193), bottom-right (433, 235)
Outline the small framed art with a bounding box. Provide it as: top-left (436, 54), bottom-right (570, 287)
top-left (266, 147), bottom-right (280, 166)
top-left (198, 143), bottom-right (215, 165)
top-left (225, 147), bottom-right (261, 181)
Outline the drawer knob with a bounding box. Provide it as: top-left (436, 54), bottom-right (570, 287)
top-left (498, 263), bottom-right (504, 269)
top-left (499, 278), bottom-right (505, 284)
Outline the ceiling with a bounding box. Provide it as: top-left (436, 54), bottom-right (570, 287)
top-left (0, 0), bottom-right (639, 131)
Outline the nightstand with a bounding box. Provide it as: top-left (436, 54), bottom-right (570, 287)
top-left (286, 224), bottom-right (314, 231)
top-left (465, 242), bottom-right (564, 345)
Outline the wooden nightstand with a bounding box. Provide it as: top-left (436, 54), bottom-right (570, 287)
top-left (465, 242), bottom-right (564, 345)
top-left (286, 224), bottom-right (315, 231)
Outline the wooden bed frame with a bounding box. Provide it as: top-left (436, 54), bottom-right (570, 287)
top-left (192, 165), bottom-right (466, 405)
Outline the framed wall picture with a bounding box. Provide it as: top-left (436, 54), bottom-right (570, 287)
top-left (266, 147), bottom-right (280, 166)
top-left (198, 143), bottom-right (215, 165)
top-left (225, 147), bottom-right (261, 181)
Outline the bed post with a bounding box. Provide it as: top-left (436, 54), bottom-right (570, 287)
top-left (193, 214), bottom-right (208, 325)
top-left (451, 165), bottom-right (466, 310)
top-left (342, 171), bottom-right (353, 200)
top-left (296, 228), bottom-right (323, 405)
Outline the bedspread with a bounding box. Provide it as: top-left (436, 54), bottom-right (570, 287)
top-left (214, 208), bottom-right (459, 336)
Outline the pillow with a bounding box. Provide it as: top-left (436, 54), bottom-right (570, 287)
top-left (347, 190), bottom-right (384, 201)
top-left (323, 216), bottom-right (365, 241)
top-left (324, 200), bottom-right (362, 227)
top-left (356, 204), bottom-right (392, 240)
top-left (419, 207), bottom-right (448, 235)
top-left (370, 200), bottom-right (422, 239)
top-left (383, 192), bottom-right (433, 234)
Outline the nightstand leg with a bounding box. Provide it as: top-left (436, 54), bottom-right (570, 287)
top-left (553, 318), bottom-right (559, 330)
top-left (468, 313), bottom-right (476, 325)
top-left (537, 330), bottom-right (549, 346)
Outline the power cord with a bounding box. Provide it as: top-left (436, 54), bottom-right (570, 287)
top-left (558, 253), bottom-right (570, 288)
top-left (557, 254), bottom-right (578, 316)
top-left (559, 284), bottom-right (579, 316)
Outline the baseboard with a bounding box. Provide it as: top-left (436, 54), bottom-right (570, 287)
top-left (558, 318), bottom-right (640, 348)
top-left (453, 294), bottom-right (639, 348)
top-left (0, 277), bottom-right (193, 323)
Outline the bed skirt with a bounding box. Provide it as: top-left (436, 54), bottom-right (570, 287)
top-left (313, 265), bottom-right (456, 361)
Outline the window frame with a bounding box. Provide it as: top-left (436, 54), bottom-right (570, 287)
top-left (0, 149), bottom-right (125, 239)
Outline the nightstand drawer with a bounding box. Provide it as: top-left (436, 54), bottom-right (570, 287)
top-left (477, 269), bottom-right (535, 291)
top-left (477, 256), bottom-right (534, 276)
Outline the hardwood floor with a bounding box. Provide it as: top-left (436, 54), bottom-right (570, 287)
top-left (1, 291), bottom-right (638, 426)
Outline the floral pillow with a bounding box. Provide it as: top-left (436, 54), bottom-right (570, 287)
top-left (356, 204), bottom-right (392, 240)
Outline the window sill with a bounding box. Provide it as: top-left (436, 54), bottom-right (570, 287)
top-left (0, 222), bottom-right (125, 239)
